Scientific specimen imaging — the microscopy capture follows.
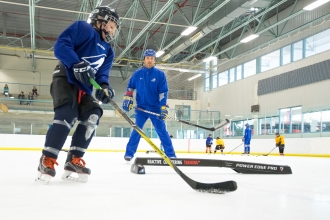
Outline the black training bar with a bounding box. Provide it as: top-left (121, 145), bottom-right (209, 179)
top-left (131, 157), bottom-right (292, 174)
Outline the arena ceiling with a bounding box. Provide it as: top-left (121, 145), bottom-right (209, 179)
top-left (0, 0), bottom-right (323, 82)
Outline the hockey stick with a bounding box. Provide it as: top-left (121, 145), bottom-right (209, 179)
top-left (262, 146), bottom-right (276, 156)
top-left (135, 107), bottom-right (230, 131)
top-left (226, 143), bottom-right (243, 155)
top-left (91, 79), bottom-right (237, 194)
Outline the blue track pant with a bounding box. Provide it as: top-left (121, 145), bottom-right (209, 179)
top-left (124, 111), bottom-right (176, 158)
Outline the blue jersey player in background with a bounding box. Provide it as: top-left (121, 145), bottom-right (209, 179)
top-left (242, 123), bottom-right (252, 155)
top-left (122, 49), bottom-right (176, 161)
top-left (36, 6), bottom-right (121, 184)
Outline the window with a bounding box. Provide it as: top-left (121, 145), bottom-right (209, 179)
top-left (258, 116), bottom-right (278, 135)
top-left (231, 119), bottom-right (254, 137)
top-left (229, 68), bottom-right (235, 83)
top-left (236, 65), bottom-right (242, 81)
top-left (212, 73), bottom-right (218, 89)
top-left (282, 45), bottom-right (291, 65)
top-left (291, 107), bottom-right (302, 133)
top-left (293, 41), bottom-right (303, 61)
top-left (279, 108), bottom-right (290, 134)
top-left (279, 107), bottom-right (302, 134)
top-left (261, 50), bottom-right (280, 72)
top-left (305, 29), bottom-right (330, 57)
top-left (243, 59), bottom-right (256, 78)
top-left (218, 71), bottom-right (228, 86)
top-left (303, 112), bottom-right (321, 133)
top-left (322, 110), bottom-right (330, 132)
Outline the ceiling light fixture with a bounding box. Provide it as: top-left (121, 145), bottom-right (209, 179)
top-left (156, 51), bottom-right (165, 57)
top-left (303, 0), bottom-right (330, 10)
top-left (240, 34), bottom-right (259, 43)
top-left (187, 74), bottom-right (202, 81)
top-left (181, 26), bottom-right (198, 36)
top-left (203, 56), bottom-right (217, 63)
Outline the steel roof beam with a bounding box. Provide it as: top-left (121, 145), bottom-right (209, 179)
top-left (180, 0), bottom-right (288, 63)
top-left (115, 0), bottom-right (178, 62)
top-left (29, 0), bottom-right (36, 69)
top-left (162, 0), bottom-right (231, 52)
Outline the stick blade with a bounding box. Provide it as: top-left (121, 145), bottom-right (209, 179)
top-left (211, 119), bottom-right (230, 131)
top-left (194, 180), bottom-right (237, 194)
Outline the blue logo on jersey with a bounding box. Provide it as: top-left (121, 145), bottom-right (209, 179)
top-left (81, 54), bottom-right (107, 72)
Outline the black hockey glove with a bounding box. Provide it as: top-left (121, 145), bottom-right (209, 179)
top-left (73, 62), bottom-right (95, 85)
top-left (95, 84), bottom-right (115, 104)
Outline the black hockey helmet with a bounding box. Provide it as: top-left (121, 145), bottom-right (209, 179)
top-left (88, 6), bottom-right (121, 43)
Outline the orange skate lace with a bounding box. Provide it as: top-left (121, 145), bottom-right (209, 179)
top-left (43, 156), bottom-right (59, 170)
top-left (72, 157), bottom-right (86, 167)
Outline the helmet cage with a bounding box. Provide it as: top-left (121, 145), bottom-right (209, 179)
top-left (89, 6), bottom-right (121, 43)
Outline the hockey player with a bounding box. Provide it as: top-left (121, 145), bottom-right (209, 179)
top-left (206, 134), bottom-right (213, 154)
top-left (214, 137), bottom-right (225, 155)
top-left (122, 49), bottom-right (176, 161)
top-left (242, 123), bottom-right (252, 155)
top-left (36, 6), bottom-right (121, 184)
top-left (275, 132), bottom-right (285, 156)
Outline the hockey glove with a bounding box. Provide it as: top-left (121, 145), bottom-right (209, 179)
top-left (160, 105), bottom-right (169, 120)
top-left (73, 62), bottom-right (95, 85)
top-left (122, 91), bottom-right (133, 111)
top-left (95, 84), bottom-right (115, 104)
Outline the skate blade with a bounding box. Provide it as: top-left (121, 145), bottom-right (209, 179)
top-left (35, 171), bottom-right (52, 184)
top-left (62, 170), bottom-right (88, 183)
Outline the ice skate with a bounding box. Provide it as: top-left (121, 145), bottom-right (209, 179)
top-left (35, 154), bottom-right (58, 184)
top-left (62, 152), bottom-right (91, 183)
top-left (124, 156), bottom-right (132, 161)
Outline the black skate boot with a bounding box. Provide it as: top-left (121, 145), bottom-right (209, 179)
top-left (62, 152), bottom-right (91, 183)
top-left (35, 154), bottom-right (58, 184)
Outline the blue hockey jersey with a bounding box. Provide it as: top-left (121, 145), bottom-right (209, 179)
top-left (244, 127), bottom-right (252, 144)
top-left (127, 66), bottom-right (168, 113)
top-left (54, 21), bottom-right (114, 94)
top-left (206, 137), bottom-right (213, 145)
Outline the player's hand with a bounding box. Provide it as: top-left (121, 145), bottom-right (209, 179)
top-left (160, 105), bottom-right (169, 120)
top-left (73, 62), bottom-right (95, 85)
top-left (122, 91), bottom-right (133, 111)
top-left (95, 84), bottom-right (115, 104)
top-left (242, 138), bottom-right (245, 142)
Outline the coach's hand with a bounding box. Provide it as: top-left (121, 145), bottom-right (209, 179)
top-left (122, 91), bottom-right (133, 111)
top-left (160, 105), bottom-right (169, 120)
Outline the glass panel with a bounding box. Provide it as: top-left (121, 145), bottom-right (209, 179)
top-left (232, 121), bottom-right (244, 137)
top-left (212, 73), bottom-right (218, 89)
top-left (303, 112), bottom-right (321, 133)
top-left (261, 50), bottom-right (280, 72)
top-left (291, 107), bottom-right (302, 133)
top-left (229, 68), bottom-right (235, 83)
top-left (293, 41), bottom-right (303, 61)
top-left (279, 108), bottom-right (291, 134)
top-left (305, 29), bottom-right (330, 57)
top-left (322, 110), bottom-right (330, 132)
top-left (259, 116), bottom-right (279, 135)
top-left (282, 45), bottom-right (291, 65)
top-left (236, 65), bottom-right (242, 81)
top-left (123, 128), bottom-right (131, 137)
top-left (218, 71), bottom-right (228, 86)
top-left (204, 77), bottom-right (209, 91)
top-left (243, 59), bottom-right (256, 78)
top-left (114, 127), bottom-right (122, 137)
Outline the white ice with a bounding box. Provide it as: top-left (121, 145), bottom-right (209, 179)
top-left (0, 151), bottom-right (329, 220)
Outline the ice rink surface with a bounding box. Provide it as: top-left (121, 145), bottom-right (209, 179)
top-left (0, 151), bottom-right (329, 220)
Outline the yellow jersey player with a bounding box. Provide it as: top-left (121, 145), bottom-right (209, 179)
top-left (275, 132), bottom-right (285, 156)
top-left (214, 137), bottom-right (225, 155)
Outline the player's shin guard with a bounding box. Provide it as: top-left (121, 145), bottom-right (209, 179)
top-left (70, 108), bottom-right (101, 157)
